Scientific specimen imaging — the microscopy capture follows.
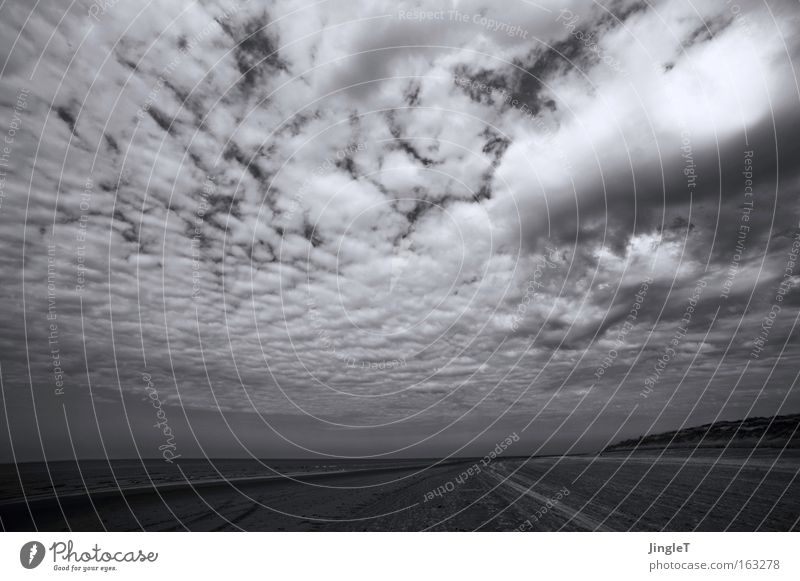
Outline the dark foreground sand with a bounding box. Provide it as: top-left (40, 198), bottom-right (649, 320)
top-left (1, 449), bottom-right (798, 531)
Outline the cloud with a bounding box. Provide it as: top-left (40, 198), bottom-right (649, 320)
top-left (1, 0), bottom-right (799, 459)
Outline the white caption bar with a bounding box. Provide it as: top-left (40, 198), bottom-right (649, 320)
top-left (1, 532), bottom-right (797, 580)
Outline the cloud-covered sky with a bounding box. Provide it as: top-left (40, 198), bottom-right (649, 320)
top-left (1, 0), bottom-right (799, 460)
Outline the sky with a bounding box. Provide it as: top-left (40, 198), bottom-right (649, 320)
top-left (0, 0), bottom-right (799, 462)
